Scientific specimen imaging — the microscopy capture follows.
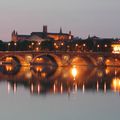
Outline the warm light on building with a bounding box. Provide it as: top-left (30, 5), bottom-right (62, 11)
top-left (112, 44), bottom-right (120, 54)
top-left (6, 57), bottom-right (13, 62)
top-left (36, 58), bottom-right (43, 62)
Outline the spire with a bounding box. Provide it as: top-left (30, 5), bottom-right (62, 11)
top-left (60, 27), bottom-right (62, 34)
top-left (69, 30), bottom-right (71, 35)
top-left (12, 30), bottom-right (16, 36)
top-left (11, 30), bottom-right (17, 42)
top-left (16, 31), bottom-right (18, 36)
top-left (88, 34), bottom-right (90, 39)
top-left (43, 25), bottom-right (47, 33)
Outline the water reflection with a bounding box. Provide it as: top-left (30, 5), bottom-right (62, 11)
top-left (0, 64), bottom-right (120, 95)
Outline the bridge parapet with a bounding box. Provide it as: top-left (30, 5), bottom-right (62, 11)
top-left (0, 51), bottom-right (119, 67)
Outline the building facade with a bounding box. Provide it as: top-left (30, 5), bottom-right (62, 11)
top-left (11, 26), bottom-right (73, 42)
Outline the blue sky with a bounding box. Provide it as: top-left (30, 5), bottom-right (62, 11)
top-left (0, 0), bottom-right (120, 41)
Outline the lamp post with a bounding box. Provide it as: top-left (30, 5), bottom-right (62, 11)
top-left (14, 42), bottom-right (17, 51)
top-left (97, 44), bottom-right (100, 52)
top-left (104, 44), bottom-right (107, 52)
top-left (83, 43), bottom-right (86, 52)
top-left (75, 44), bottom-right (78, 51)
top-left (8, 43), bottom-right (10, 51)
top-left (31, 42), bottom-right (34, 50)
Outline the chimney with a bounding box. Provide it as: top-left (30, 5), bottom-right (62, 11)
top-left (43, 25), bottom-right (47, 33)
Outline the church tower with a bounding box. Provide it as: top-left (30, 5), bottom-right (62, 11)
top-left (60, 27), bottom-right (62, 34)
top-left (11, 30), bottom-right (17, 42)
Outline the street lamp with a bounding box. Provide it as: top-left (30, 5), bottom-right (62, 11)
top-left (75, 44), bottom-right (78, 51)
top-left (31, 42), bottom-right (34, 50)
top-left (32, 42), bottom-right (34, 45)
top-left (104, 44), bottom-right (107, 48)
top-left (61, 42), bottom-right (64, 46)
top-left (83, 43), bottom-right (86, 52)
top-left (104, 44), bottom-right (108, 52)
top-left (14, 42), bottom-right (17, 51)
top-left (38, 42), bottom-right (41, 45)
top-left (97, 44), bottom-right (100, 52)
top-left (8, 43), bottom-right (10, 51)
top-left (35, 47), bottom-right (39, 52)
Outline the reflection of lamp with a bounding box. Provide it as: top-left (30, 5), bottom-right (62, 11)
top-left (5, 65), bottom-right (13, 72)
top-left (71, 66), bottom-right (78, 80)
top-left (82, 84), bottom-right (85, 93)
top-left (111, 78), bottom-right (120, 92)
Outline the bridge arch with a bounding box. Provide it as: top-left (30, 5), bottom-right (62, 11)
top-left (31, 53), bottom-right (62, 67)
top-left (70, 55), bottom-right (97, 66)
top-left (0, 54), bottom-right (27, 66)
top-left (105, 57), bottom-right (120, 66)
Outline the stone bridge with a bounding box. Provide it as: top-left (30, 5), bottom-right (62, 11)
top-left (0, 51), bottom-right (120, 67)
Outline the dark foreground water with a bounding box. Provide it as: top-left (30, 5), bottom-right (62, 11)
top-left (0, 65), bottom-right (120, 120)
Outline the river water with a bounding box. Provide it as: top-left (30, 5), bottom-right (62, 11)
top-left (0, 65), bottom-right (120, 120)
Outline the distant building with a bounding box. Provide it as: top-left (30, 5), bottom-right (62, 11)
top-left (111, 40), bottom-right (120, 54)
top-left (11, 25), bottom-right (73, 42)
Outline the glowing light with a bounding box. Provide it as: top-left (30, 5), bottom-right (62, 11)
top-left (97, 44), bottom-right (100, 48)
top-left (8, 43), bottom-right (10, 46)
top-left (105, 68), bottom-right (110, 74)
top-left (75, 83), bottom-right (78, 93)
top-left (7, 82), bottom-right (11, 94)
top-left (6, 57), bottom-right (13, 62)
top-left (54, 43), bottom-right (57, 46)
top-left (83, 44), bottom-right (86, 47)
top-left (35, 47), bottom-right (39, 52)
top-left (104, 83), bottom-right (107, 93)
top-left (26, 55), bottom-right (32, 63)
top-left (36, 66), bottom-right (42, 72)
top-left (13, 83), bottom-right (17, 94)
top-left (61, 43), bottom-right (64, 46)
top-left (25, 71), bottom-right (32, 79)
top-left (60, 84), bottom-right (63, 94)
top-left (31, 84), bottom-right (34, 93)
top-left (14, 42), bottom-right (17, 46)
top-left (71, 66), bottom-right (78, 80)
top-left (36, 58), bottom-right (43, 62)
top-left (69, 35), bottom-right (72, 40)
top-left (112, 44), bottom-right (120, 54)
top-left (97, 81), bottom-right (99, 92)
top-left (41, 72), bottom-right (46, 78)
top-left (5, 65), bottom-right (13, 71)
top-left (54, 84), bottom-right (56, 94)
top-left (82, 84), bottom-right (85, 93)
top-left (75, 44), bottom-right (78, 47)
top-left (111, 78), bottom-right (120, 92)
top-left (104, 44), bottom-right (107, 48)
top-left (37, 84), bottom-right (41, 94)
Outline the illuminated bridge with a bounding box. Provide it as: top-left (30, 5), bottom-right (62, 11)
top-left (0, 51), bottom-right (120, 67)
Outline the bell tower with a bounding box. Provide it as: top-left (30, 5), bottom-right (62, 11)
top-left (11, 30), bottom-right (17, 42)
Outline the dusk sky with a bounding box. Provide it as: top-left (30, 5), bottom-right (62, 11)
top-left (0, 0), bottom-right (120, 41)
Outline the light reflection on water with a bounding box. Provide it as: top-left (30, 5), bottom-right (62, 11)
top-left (0, 65), bottom-right (120, 95)
top-left (0, 65), bottom-right (120, 120)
